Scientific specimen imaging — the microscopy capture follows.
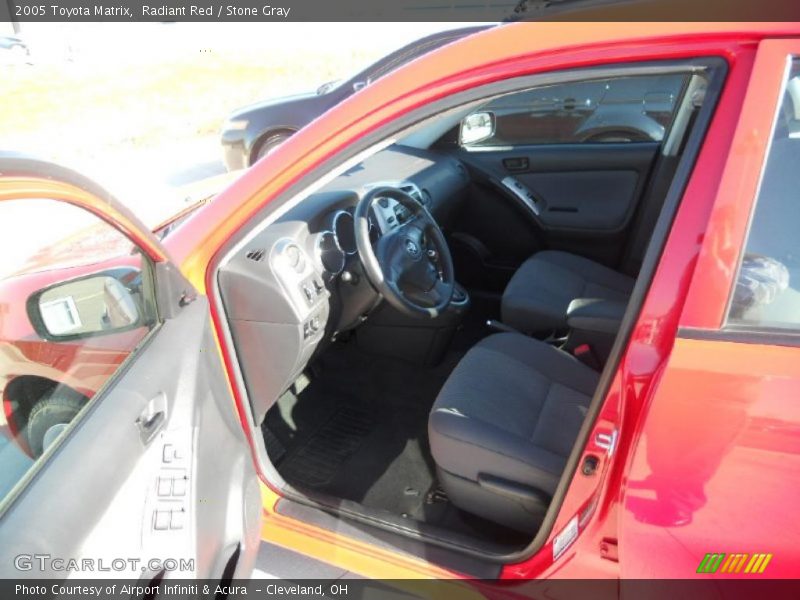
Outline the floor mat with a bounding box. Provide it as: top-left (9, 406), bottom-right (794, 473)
top-left (320, 402), bottom-right (435, 518)
top-left (279, 404), bottom-right (373, 488)
top-left (262, 423), bottom-right (287, 464)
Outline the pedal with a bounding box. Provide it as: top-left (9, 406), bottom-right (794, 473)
top-left (292, 372), bottom-right (312, 395)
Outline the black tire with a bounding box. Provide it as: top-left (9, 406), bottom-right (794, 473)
top-left (25, 390), bottom-right (87, 457)
top-left (252, 131), bottom-right (293, 164)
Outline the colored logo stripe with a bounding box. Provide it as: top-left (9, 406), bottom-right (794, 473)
top-left (697, 553), bottom-right (772, 574)
top-left (720, 554), bottom-right (748, 573)
top-left (746, 554), bottom-right (772, 574)
top-left (697, 553), bottom-right (725, 573)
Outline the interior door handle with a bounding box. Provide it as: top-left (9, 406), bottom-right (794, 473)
top-left (502, 157), bottom-right (529, 172)
top-left (137, 393), bottom-right (167, 444)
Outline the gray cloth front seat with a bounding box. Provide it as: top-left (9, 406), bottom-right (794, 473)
top-left (502, 250), bottom-right (635, 334)
top-left (428, 333), bottom-right (598, 532)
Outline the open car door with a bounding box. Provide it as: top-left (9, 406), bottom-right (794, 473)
top-left (0, 155), bottom-right (261, 581)
top-left (618, 38), bottom-right (800, 579)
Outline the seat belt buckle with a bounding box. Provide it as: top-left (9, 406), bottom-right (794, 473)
top-left (573, 343), bottom-right (601, 370)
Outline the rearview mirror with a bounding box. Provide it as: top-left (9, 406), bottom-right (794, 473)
top-left (31, 272), bottom-right (143, 340)
top-left (459, 111), bottom-right (496, 146)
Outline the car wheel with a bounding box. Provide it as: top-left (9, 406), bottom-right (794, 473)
top-left (253, 131), bottom-right (293, 164)
top-left (25, 389), bottom-right (87, 457)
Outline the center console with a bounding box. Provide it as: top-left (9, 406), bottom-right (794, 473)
top-left (270, 238), bottom-right (329, 341)
top-left (356, 282), bottom-right (471, 366)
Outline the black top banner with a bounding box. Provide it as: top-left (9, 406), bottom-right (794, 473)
top-left (2, 0), bottom-right (800, 22)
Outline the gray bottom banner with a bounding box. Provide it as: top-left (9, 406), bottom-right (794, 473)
top-left (5, 579), bottom-right (800, 600)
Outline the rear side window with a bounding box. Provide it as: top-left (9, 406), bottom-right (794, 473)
top-left (462, 73), bottom-right (687, 147)
top-left (728, 59), bottom-right (800, 329)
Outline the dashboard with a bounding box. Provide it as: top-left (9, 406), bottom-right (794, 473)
top-left (218, 145), bottom-right (469, 422)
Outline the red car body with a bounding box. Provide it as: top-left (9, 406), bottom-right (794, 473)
top-left (192, 23), bottom-right (796, 580)
top-left (3, 22), bottom-right (800, 582)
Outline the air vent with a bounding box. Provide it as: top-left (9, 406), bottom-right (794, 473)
top-left (399, 183), bottom-right (422, 202)
top-left (245, 248), bottom-right (266, 262)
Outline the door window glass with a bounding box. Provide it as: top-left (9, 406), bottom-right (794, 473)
top-left (461, 73), bottom-right (687, 147)
top-left (0, 199), bottom-right (157, 504)
top-left (728, 59), bottom-right (800, 329)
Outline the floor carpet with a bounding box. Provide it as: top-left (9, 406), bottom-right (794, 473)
top-left (263, 295), bottom-right (528, 547)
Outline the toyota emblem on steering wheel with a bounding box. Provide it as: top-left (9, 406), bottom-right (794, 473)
top-left (405, 238), bottom-right (420, 257)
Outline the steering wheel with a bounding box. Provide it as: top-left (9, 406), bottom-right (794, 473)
top-left (354, 186), bottom-right (455, 318)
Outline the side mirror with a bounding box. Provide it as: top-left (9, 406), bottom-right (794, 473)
top-left (30, 271), bottom-right (143, 340)
top-left (459, 111), bottom-right (496, 146)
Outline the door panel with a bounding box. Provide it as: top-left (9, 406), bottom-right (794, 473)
top-left (619, 337), bottom-right (800, 578)
top-left (0, 299), bottom-right (261, 578)
top-left (451, 143), bottom-right (658, 291)
top-left (518, 168), bottom-right (640, 231)
top-left (0, 159), bottom-right (261, 579)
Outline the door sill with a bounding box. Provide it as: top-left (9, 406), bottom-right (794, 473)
top-left (273, 495), bottom-right (511, 578)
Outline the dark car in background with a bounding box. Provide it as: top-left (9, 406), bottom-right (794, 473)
top-left (219, 25), bottom-right (489, 170)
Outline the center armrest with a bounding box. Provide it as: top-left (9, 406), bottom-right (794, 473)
top-left (566, 298), bottom-right (627, 334)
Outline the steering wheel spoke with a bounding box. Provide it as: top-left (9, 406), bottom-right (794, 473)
top-left (354, 186), bottom-right (455, 319)
top-left (426, 278), bottom-right (452, 308)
